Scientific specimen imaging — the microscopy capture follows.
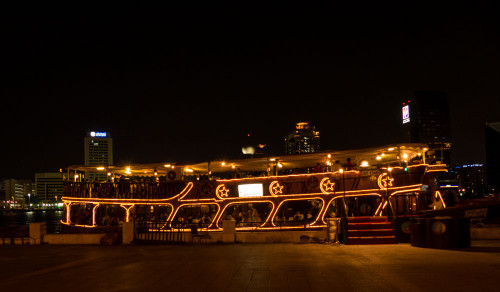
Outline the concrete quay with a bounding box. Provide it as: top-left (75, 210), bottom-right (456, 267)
top-left (1, 240), bottom-right (500, 292)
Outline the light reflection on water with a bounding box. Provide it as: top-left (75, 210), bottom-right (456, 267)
top-left (0, 210), bottom-right (64, 234)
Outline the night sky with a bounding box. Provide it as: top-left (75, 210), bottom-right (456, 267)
top-left (2, 2), bottom-right (500, 179)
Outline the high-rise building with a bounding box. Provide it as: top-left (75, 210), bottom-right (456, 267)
top-left (35, 173), bottom-right (63, 203)
top-left (84, 131), bottom-right (113, 181)
top-left (284, 122), bottom-right (320, 155)
top-left (485, 122), bottom-right (500, 194)
top-left (401, 91), bottom-right (452, 165)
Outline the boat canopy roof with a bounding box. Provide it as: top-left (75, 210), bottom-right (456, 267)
top-left (66, 143), bottom-right (428, 176)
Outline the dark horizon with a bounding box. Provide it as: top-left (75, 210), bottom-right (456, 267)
top-left (2, 2), bottom-right (500, 179)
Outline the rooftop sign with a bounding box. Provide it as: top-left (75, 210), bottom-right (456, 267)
top-left (402, 105), bottom-right (410, 124)
top-left (90, 131), bottom-right (107, 137)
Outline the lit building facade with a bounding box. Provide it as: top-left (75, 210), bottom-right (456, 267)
top-left (401, 91), bottom-right (452, 165)
top-left (84, 131), bottom-right (113, 181)
top-left (452, 164), bottom-right (487, 198)
top-left (284, 122), bottom-right (320, 155)
top-left (0, 179), bottom-right (34, 208)
top-left (35, 173), bottom-right (64, 203)
top-left (485, 122), bottom-right (500, 194)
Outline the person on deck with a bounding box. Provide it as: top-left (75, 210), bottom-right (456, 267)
top-left (345, 158), bottom-right (355, 171)
top-left (313, 163), bottom-right (324, 173)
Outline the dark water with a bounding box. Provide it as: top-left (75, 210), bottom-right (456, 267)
top-left (0, 210), bottom-right (64, 234)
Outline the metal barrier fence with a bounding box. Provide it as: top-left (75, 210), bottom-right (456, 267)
top-left (133, 221), bottom-right (186, 244)
top-left (0, 226), bottom-right (29, 245)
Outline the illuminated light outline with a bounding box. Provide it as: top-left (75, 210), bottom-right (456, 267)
top-left (64, 202), bottom-right (72, 224)
top-left (378, 163), bottom-right (446, 170)
top-left (318, 197), bottom-right (336, 224)
top-left (375, 201), bottom-right (388, 216)
top-left (92, 203), bottom-right (100, 226)
top-left (62, 202), bottom-right (100, 228)
top-left (61, 184), bottom-right (421, 207)
top-left (215, 184), bottom-right (230, 200)
top-left (150, 228), bottom-right (220, 233)
top-left (269, 181), bottom-right (283, 196)
top-left (435, 191), bottom-right (447, 209)
top-left (223, 184), bottom-right (418, 200)
top-left (216, 171), bottom-right (360, 183)
top-left (388, 188), bottom-right (422, 198)
top-left (428, 164), bottom-right (447, 168)
top-left (270, 197), bottom-right (326, 227)
top-left (215, 200), bottom-right (275, 229)
top-left (212, 164), bottom-right (435, 189)
top-left (377, 173), bottom-right (394, 189)
top-left (179, 198), bottom-right (219, 202)
top-left (167, 182), bottom-right (194, 200)
top-left (120, 204), bottom-right (134, 222)
top-left (62, 184), bottom-right (422, 210)
top-left (61, 200), bottom-right (174, 213)
top-left (333, 193), bottom-right (382, 199)
top-left (60, 221), bottom-right (98, 228)
top-left (387, 199), bottom-right (396, 216)
top-left (319, 177), bottom-right (335, 194)
top-left (258, 225), bottom-right (327, 230)
top-left (374, 201), bottom-right (384, 216)
top-left (151, 225), bottom-right (329, 232)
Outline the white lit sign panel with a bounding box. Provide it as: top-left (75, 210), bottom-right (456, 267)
top-left (402, 105), bottom-right (410, 124)
top-left (90, 131), bottom-right (107, 137)
top-left (238, 184), bottom-right (263, 198)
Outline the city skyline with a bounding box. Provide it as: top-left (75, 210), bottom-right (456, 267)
top-left (2, 2), bottom-right (500, 179)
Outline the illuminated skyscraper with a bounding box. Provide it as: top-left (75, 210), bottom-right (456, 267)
top-left (84, 131), bottom-right (113, 180)
top-left (284, 122), bottom-right (320, 155)
top-left (401, 91), bottom-right (452, 165)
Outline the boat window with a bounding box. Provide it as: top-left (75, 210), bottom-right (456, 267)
top-left (345, 195), bottom-right (381, 217)
top-left (219, 202), bottom-right (273, 228)
top-left (96, 204), bottom-right (125, 226)
top-left (134, 205), bottom-right (172, 222)
top-left (274, 199), bottom-right (323, 226)
top-left (68, 203), bottom-right (100, 225)
top-left (324, 198), bottom-right (341, 219)
top-left (173, 204), bottom-right (218, 228)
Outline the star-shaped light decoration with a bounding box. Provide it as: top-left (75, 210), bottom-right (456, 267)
top-left (269, 181), bottom-right (284, 196)
top-left (216, 184), bottom-right (230, 199)
top-left (320, 177), bottom-right (336, 194)
top-left (377, 173), bottom-right (394, 189)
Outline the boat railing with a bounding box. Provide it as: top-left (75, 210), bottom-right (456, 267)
top-left (63, 165), bottom-right (440, 200)
top-left (63, 181), bottom-right (188, 199)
